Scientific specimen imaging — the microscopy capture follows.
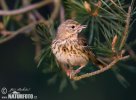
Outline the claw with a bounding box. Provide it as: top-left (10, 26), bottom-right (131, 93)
top-left (74, 69), bottom-right (81, 74)
top-left (66, 69), bottom-right (81, 79)
top-left (69, 70), bottom-right (76, 79)
top-left (66, 70), bottom-right (76, 79)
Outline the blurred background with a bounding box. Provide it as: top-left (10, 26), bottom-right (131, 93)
top-left (0, 0), bottom-right (136, 100)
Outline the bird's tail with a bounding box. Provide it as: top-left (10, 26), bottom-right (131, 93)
top-left (89, 54), bottom-right (107, 69)
top-left (94, 58), bottom-right (107, 69)
top-left (88, 51), bottom-right (107, 68)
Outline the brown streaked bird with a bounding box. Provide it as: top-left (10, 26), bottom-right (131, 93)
top-left (51, 19), bottom-right (105, 79)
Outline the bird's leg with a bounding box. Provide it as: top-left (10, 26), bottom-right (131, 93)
top-left (60, 64), bottom-right (69, 74)
top-left (74, 65), bottom-right (85, 74)
top-left (61, 64), bottom-right (85, 79)
top-left (60, 64), bottom-right (74, 78)
top-left (62, 65), bottom-right (77, 79)
top-left (57, 61), bottom-right (71, 76)
top-left (69, 65), bottom-right (85, 79)
top-left (66, 66), bottom-right (74, 79)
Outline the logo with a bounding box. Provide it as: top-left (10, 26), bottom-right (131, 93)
top-left (1, 87), bottom-right (7, 95)
top-left (1, 87), bottom-right (37, 100)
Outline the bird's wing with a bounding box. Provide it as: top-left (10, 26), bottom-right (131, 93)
top-left (78, 36), bottom-right (106, 67)
top-left (77, 36), bottom-right (96, 60)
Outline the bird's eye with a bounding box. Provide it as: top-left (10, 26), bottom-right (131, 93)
top-left (71, 25), bottom-right (75, 29)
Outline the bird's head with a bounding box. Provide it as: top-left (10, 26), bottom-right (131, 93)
top-left (56, 19), bottom-right (87, 39)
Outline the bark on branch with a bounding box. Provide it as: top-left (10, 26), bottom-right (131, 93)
top-left (0, 0), bottom-right (52, 16)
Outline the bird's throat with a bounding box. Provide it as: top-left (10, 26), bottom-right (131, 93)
top-left (57, 32), bottom-right (78, 40)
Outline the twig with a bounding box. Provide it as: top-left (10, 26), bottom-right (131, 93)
top-left (126, 45), bottom-right (136, 61)
top-left (84, 1), bottom-right (92, 16)
top-left (0, 0), bottom-right (8, 10)
top-left (92, 0), bottom-right (102, 16)
top-left (22, 0), bottom-right (42, 63)
top-left (119, 6), bottom-right (131, 50)
top-left (110, 0), bottom-right (118, 7)
top-left (112, 35), bottom-right (118, 52)
top-left (33, 10), bottom-right (45, 20)
top-left (49, 0), bottom-right (61, 25)
top-left (60, 5), bottom-right (65, 23)
top-left (110, 0), bottom-right (122, 9)
top-left (0, 31), bottom-right (12, 36)
top-left (0, 20), bottom-right (45, 44)
top-left (22, 0), bottom-right (36, 21)
top-left (0, 22), bottom-right (5, 31)
top-left (0, 0), bottom-right (52, 16)
top-left (84, 0), bottom-right (102, 17)
top-left (0, 0), bottom-right (58, 44)
top-left (73, 55), bottom-right (130, 81)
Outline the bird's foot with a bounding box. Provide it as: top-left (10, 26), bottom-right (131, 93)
top-left (66, 69), bottom-right (75, 79)
top-left (66, 69), bottom-right (81, 79)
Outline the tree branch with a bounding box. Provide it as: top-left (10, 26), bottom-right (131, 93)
top-left (0, 0), bottom-right (60, 44)
top-left (22, 0), bottom-right (42, 63)
top-left (0, 0), bottom-right (52, 16)
top-left (73, 55), bottom-right (130, 81)
top-left (119, 6), bottom-right (132, 50)
top-left (48, 0), bottom-right (61, 25)
top-left (60, 5), bottom-right (65, 23)
top-left (0, 20), bottom-right (45, 44)
top-left (0, 0), bottom-right (8, 10)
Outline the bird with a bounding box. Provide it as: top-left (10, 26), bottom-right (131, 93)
top-left (51, 19), bottom-right (105, 79)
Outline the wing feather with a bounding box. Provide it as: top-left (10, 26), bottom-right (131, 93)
top-left (78, 35), bottom-right (105, 67)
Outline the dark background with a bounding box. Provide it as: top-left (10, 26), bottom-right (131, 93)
top-left (0, 0), bottom-right (136, 100)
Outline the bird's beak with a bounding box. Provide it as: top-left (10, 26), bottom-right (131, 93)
top-left (80, 25), bottom-right (87, 29)
top-left (77, 25), bottom-right (87, 33)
